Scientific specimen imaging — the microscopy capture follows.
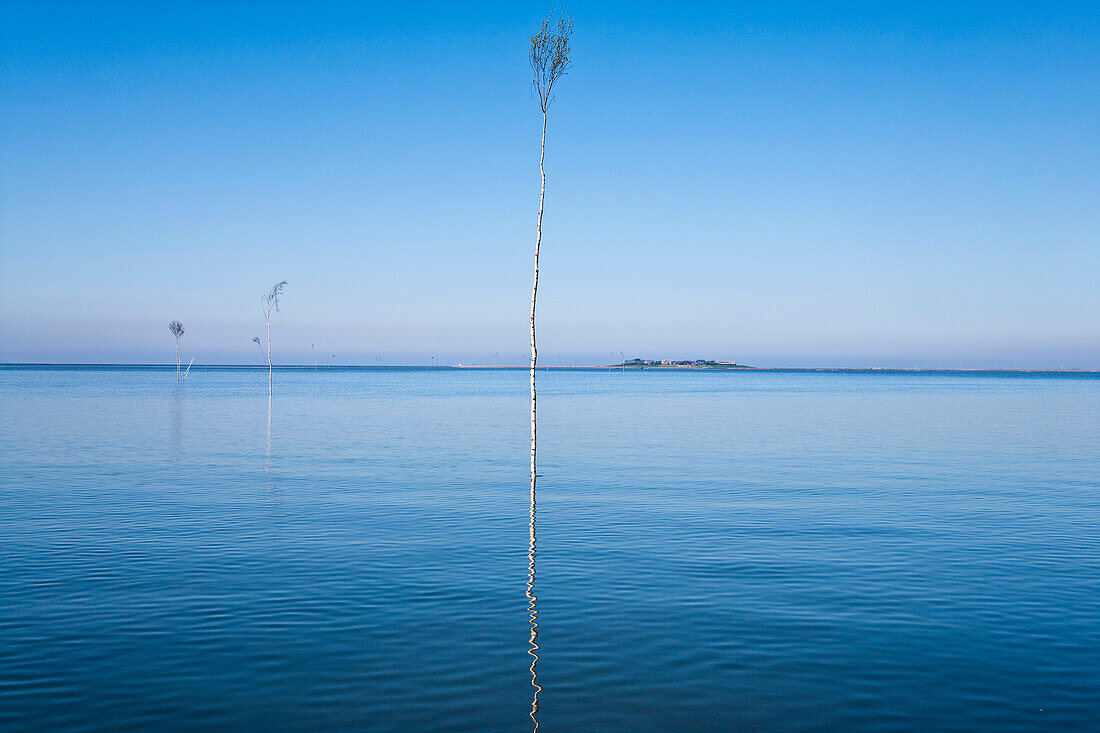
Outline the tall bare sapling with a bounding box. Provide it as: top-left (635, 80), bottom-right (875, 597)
top-left (528, 11), bottom-right (574, 487)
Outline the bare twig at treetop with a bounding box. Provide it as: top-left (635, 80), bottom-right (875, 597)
top-left (260, 281), bottom-right (287, 399)
top-left (528, 11), bottom-right (574, 489)
top-left (168, 321), bottom-right (184, 381)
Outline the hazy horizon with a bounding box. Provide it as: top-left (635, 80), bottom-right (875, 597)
top-left (2, 1), bottom-right (1098, 369)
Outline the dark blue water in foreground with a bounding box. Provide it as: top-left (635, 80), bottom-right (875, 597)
top-left (1, 367), bottom-right (1098, 731)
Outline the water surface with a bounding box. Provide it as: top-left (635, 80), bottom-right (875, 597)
top-left (1, 367), bottom-right (1098, 730)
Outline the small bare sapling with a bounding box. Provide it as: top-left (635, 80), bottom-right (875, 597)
top-left (169, 321), bottom-right (185, 381)
top-left (260, 281), bottom-right (287, 398)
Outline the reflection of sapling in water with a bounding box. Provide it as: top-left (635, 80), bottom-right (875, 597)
top-left (528, 12), bottom-right (574, 484)
top-left (168, 321), bottom-right (185, 381)
top-left (527, 475), bottom-right (541, 730)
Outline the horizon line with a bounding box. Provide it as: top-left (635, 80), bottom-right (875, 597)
top-left (2, 363), bottom-right (1097, 374)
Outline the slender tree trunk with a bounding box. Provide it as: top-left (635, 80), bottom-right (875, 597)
top-left (531, 110), bottom-right (547, 486)
top-left (176, 338), bottom-right (181, 381)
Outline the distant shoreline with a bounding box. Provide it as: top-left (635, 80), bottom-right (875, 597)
top-left (1, 363), bottom-right (1097, 374)
top-left (452, 365), bottom-right (1099, 373)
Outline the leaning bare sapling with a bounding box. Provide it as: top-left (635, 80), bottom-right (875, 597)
top-left (182, 350), bottom-right (196, 381)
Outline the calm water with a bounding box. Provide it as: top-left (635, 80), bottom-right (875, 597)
top-left (1, 366), bottom-right (1098, 731)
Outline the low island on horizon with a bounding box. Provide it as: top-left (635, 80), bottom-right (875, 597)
top-left (610, 358), bottom-right (755, 369)
top-left (452, 358), bottom-right (757, 369)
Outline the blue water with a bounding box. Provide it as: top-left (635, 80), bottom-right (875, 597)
top-left (1, 366), bottom-right (1098, 731)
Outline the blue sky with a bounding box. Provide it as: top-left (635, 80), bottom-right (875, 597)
top-left (1, 0), bottom-right (1097, 367)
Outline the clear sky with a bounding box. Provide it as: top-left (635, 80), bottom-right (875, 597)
top-left (1, 0), bottom-right (1097, 368)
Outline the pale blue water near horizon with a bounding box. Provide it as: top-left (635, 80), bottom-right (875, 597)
top-left (1, 366), bottom-right (1098, 731)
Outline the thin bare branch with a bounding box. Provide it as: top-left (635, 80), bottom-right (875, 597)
top-left (261, 281), bottom-right (288, 315)
top-left (530, 11), bottom-right (574, 113)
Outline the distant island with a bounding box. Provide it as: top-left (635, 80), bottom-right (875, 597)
top-left (451, 359), bottom-right (756, 370)
top-left (610, 359), bottom-right (755, 369)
